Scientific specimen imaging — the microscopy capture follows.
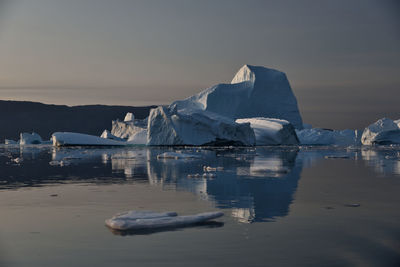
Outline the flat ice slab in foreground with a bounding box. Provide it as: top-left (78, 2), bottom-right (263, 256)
top-left (52, 132), bottom-right (126, 146)
top-left (105, 210), bottom-right (224, 231)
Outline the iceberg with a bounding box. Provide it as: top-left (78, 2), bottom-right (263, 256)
top-left (361, 118), bottom-right (400, 145)
top-left (111, 119), bottom-right (146, 140)
top-left (105, 210), bottom-right (224, 231)
top-left (296, 128), bottom-right (361, 146)
top-left (171, 65), bottom-right (303, 129)
top-left (19, 132), bottom-right (43, 145)
top-left (147, 106), bottom-right (255, 146)
top-left (236, 118), bottom-right (299, 145)
top-left (52, 132), bottom-right (126, 146)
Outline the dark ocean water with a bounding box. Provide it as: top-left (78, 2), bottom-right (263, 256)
top-left (0, 145), bottom-right (399, 267)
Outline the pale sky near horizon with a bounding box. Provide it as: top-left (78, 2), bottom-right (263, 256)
top-left (0, 0), bottom-right (399, 128)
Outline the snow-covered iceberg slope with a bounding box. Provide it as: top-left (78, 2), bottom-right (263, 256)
top-left (171, 65), bottom-right (303, 129)
top-left (361, 118), bottom-right (400, 145)
top-left (236, 118), bottom-right (299, 145)
top-left (105, 210), bottom-right (224, 231)
top-left (52, 132), bottom-right (126, 146)
top-left (147, 106), bottom-right (255, 146)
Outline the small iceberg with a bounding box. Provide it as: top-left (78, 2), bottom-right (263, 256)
top-left (105, 210), bottom-right (224, 231)
top-left (361, 118), bottom-right (400, 145)
top-left (52, 132), bottom-right (126, 146)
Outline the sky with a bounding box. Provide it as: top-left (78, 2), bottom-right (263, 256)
top-left (0, 0), bottom-right (399, 128)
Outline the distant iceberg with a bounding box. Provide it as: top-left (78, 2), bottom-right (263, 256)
top-left (296, 128), bottom-right (361, 146)
top-left (19, 132), bottom-right (43, 145)
top-left (361, 118), bottom-right (400, 145)
top-left (52, 132), bottom-right (126, 146)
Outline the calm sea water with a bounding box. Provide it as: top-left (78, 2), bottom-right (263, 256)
top-left (0, 145), bottom-right (399, 267)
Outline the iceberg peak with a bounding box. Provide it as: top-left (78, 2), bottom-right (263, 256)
top-left (172, 64), bottom-right (303, 129)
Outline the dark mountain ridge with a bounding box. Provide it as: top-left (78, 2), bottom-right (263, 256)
top-left (0, 100), bottom-right (156, 141)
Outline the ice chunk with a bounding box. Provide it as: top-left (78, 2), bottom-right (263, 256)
top-left (236, 118), bottom-right (298, 145)
top-left (52, 132), bottom-right (126, 146)
top-left (361, 118), bottom-right (400, 145)
top-left (147, 106), bottom-right (255, 146)
top-left (111, 120), bottom-right (146, 140)
top-left (105, 210), bottom-right (224, 231)
top-left (156, 152), bottom-right (201, 159)
top-left (296, 128), bottom-right (360, 146)
top-left (100, 130), bottom-right (125, 141)
top-left (171, 65), bottom-right (303, 129)
top-left (19, 132), bottom-right (43, 145)
top-left (124, 112), bottom-right (135, 122)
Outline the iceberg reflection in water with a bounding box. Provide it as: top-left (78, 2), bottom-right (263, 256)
top-left (1, 145), bottom-right (400, 223)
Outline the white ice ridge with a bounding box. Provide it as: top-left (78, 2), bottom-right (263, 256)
top-left (236, 118), bottom-right (299, 145)
top-left (52, 132), bottom-right (126, 146)
top-left (147, 106), bottom-right (255, 146)
top-left (361, 118), bottom-right (400, 145)
top-left (171, 65), bottom-right (304, 129)
top-left (105, 210), bottom-right (224, 231)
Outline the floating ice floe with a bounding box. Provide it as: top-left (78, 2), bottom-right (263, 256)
top-left (147, 106), bottom-right (255, 146)
top-left (156, 152), bottom-right (201, 159)
top-left (52, 132), bottom-right (126, 146)
top-left (171, 65), bottom-right (303, 129)
top-left (361, 118), bottom-right (400, 145)
top-left (236, 118), bottom-right (299, 145)
top-left (105, 210), bottom-right (224, 231)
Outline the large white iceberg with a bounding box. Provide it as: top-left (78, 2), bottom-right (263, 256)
top-left (236, 118), bottom-right (299, 145)
top-left (171, 65), bottom-right (303, 129)
top-left (361, 118), bottom-right (400, 145)
top-left (147, 106), bottom-right (255, 146)
top-left (52, 132), bottom-right (126, 146)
